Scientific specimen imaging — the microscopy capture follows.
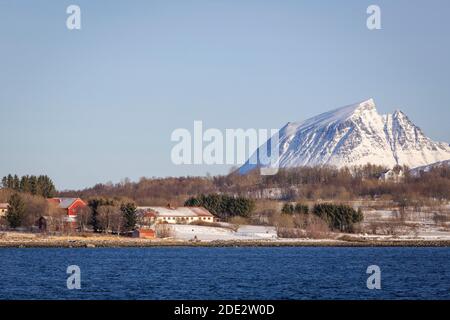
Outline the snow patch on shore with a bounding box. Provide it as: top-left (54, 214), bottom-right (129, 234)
top-left (170, 224), bottom-right (277, 241)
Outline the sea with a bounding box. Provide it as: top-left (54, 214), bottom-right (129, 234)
top-left (0, 247), bottom-right (449, 300)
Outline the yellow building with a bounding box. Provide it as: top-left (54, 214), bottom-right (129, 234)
top-left (137, 206), bottom-right (216, 225)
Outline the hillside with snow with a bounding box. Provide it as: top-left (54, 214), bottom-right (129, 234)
top-left (240, 98), bottom-right (450, 173)
top-left (409, 159), bottom-right (450, 176)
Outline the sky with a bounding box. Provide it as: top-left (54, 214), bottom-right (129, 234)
top-left (1, 0), bottom-right (450, 190)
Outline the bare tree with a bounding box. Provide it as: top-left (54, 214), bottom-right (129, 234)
top-left (76, 206), bottom-right (92, 232)
top-left (98, 205), bottom-right (121, 234)
top-left (157, 223), bottom-right (173, 238)
top-left (47, 202), bottom-right (67, 233)
top-left (20, 193), bottom-right (48, 230)
top-left (110, 208), bottom-right (124, 236)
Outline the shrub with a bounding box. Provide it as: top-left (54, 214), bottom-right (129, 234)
top-left (304, 215), bottom-right (330, 239)
top-left (277, 227), bottom-right (304, 238)
top-left (156, 224), bottom-right (173, 238)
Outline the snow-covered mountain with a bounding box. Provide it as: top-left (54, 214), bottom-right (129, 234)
top-left (409, 159), bottom-right (450, 176)
top-left (240, 98), bottom-right (450, 173)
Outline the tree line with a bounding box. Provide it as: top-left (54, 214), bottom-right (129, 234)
top-left (184, 194), bottom-right (255, 220)
top-left (83, 197), bottom-right (138, 234)
top-left (1, 174), bottom-right (56, 198)
top-left (311, 203), bottom-right (363, 232)
top-left (281, 202), bottom-right (363, 232)
top-left (0, 190), bottom-right (139, 234)
top-left (58, 164), bottom-right (450, 207)
top-left (0, 189), bottom-right (70, 231)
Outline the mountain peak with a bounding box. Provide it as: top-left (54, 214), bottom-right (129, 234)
top-left (296, 98), bottom-right (378, 130)
top-left (350, 98), bottom-right (377, 116)
top-left (392, 109), bottom-right (407, 118)
top-left (357, 98), bottom-right (376, 109)
top-left (333, 98), bottom-right (377, 117)
top-left (240, 99), bottom-right (450, 174)
top-left (331, 98), bottom-right (376, 114)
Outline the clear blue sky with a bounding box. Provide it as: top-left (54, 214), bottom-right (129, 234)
top-left (1, 0), bottom-right (449, 190)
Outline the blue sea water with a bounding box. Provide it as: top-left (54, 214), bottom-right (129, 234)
top-left (0, 247), bottom-right (449, 300)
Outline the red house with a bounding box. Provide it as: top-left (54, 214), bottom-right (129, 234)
top-left (48, 197), bottom-right (87, 221)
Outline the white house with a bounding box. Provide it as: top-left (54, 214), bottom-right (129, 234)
top-left (380, 168), bottom-right (404, 182)
top-left (0, 203), bottom-right (8, 217)
top-left (137, 206), bottom-right (216, 225)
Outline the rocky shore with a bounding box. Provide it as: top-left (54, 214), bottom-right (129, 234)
top-left (0, 233), bottom-right (449, 248)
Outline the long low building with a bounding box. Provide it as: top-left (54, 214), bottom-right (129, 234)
top-left (137, 206), bottom-right (216, 225)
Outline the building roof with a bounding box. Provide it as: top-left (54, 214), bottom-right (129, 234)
top-left (49, 198), bottom-right (83, 209)
top-left (137, 206), bottom-right (214, 218)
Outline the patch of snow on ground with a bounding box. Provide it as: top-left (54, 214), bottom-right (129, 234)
top-left (170, 224), bottom-right (277, 241)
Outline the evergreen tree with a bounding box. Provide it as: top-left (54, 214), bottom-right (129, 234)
top-left (312, 203), bottom-right (363, 232)
top-left (281, 203), bottom-right (295, 214)
top-left (184, 196), bottom-right (202, 207)
top-left (184, 194), bottom-right (254, 219)
top-left (6, 174), bottom-right (13, 189)
top-left (6, 193), bottom-right (26, 228)
top-left (39, 175), bottom-right (56, 198)
top-left (1, 176), bottom-right (7, 188)
top-left (353, 208), bottom-right (364, 224)
top-left (13, 175), bottom-right (20, 190)
top-left (294, 203), bottom-right (309, 214)
top-left (29, 175), bottom-right (38, 195)
top-left (20, 175), bottom-right (31, 193)
top-left (121, 202), bottom-right (137, 231)
top-left (1, 174), bottom-right (56, 198)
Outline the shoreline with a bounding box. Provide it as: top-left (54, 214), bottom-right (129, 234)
top-left (1, 238), bottom-right (450, 248)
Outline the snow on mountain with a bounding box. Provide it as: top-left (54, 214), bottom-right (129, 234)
top-left (240, 98), bottom-right (450, 173)
top-left (409, 159), bottom-right (450, 176)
